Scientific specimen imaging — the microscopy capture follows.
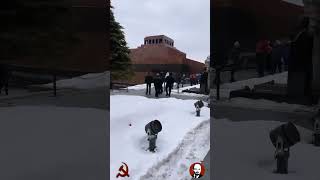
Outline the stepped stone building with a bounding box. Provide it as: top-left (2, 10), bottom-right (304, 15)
top-left (127, 35), bottom-right (205, 84)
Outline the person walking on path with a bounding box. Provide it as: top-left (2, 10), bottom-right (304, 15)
top-left (153, 73), bottom-right (162, 98)
top-left (176, 73), bottom-right (182, 89)
top-left (271, 40), bottom-right (283, 74)
top-left (200, 68), bottom-right (208, 94)
top-left (190, 74), bottom-right (196, 86)
top-left (229, 41), bottom-right (241, 82)
top-left (181, 74), bottom-right (186, 87)
top-left (282, 40), bottom-right (291, 71)
top-left (196, 73), bottom-right (201, 84)
top-left (266, 40), bottom-right (273, 73)
top-left (165, 72), bottom-right (175, 97)
top-left (256, 39), bottom-right (272, 77)
top-left (164, 72), bottom-right (169, 87)
top-left (159, 72), bottom-right (165, 94)
top-left (144, 72), bottom-right (153, 95)
top-left (0, 64), bottom-right (10, 95)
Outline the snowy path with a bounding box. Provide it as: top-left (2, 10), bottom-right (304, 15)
top-left (112, 85), bottom-right (208, 101)
top-left (140, 119), bottom-right (210, 180)
top-left (111, 82), bottom-right (211, 179)
top-left (110, 95), bottom-right (210, 180)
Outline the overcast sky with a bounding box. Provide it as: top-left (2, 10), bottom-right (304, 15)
top-left (112, 0), bottom-right (210, 62)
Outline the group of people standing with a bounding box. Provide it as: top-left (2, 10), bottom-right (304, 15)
top-left (144, 69), bottom-right (209, 98)
top-left (145, 72), bottom-right (175, 97)
top-left (228, 38), bottom-right (290, 81)
top-left (230, 17), bottom-right (314, 99)
top-left (255, 39), bottom-right (290, 77)
top-left (227, 38), bottom-right (291, 82)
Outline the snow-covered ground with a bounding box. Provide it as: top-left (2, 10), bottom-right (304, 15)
top-left (211, 71), bottom-right (320, 111)
top-left (127, 84), bottom-right (154, 90)
top-left (127, 83), bottom-right (182, 91)
top-left (213, 119), bottom-right (320, 180)
top-left (222, 71), bottom-right (287, 91)
top-left (126, 83), bottom-right (207, 98)
top-left (40, 71), bottom-right (109, 90)
top-left (210, 72), bottom-right (288, 99)
top-left (218, 97), bottom-right (319, 113)
top-left (170, 84), bottom-right (208, 97)
top-left (110, 95), bottom-right (210, 180)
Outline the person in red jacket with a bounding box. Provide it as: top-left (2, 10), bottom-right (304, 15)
top-left (266, 40), bottom-right (273, 72)
top-left (256, 39), bottom-right (272, 77)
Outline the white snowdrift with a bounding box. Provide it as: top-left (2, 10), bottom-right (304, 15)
top-left (221, 71), bottom-right (287, 90)
top-left (213, 119), bottom-right (320, 180)
top-left (127, 84), bottom-right (154, 90)
top-left (126, 83), bottom-right (206, 98)
top-left (218, 97), bottom-right (318, 113)
top-left (210, 72), bottom-right (288, 99)
top-left (41, 71), bottom-right (109, 90)
top-left (110, 95), bottom-right (210, 180)
top-left (127, 83), bottom-right (184, 90)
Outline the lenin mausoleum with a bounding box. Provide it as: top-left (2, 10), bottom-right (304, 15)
top-left (125, 35), bottom-right (205, 84)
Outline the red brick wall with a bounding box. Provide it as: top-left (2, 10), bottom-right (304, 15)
top-left (185, 59), bottom-right (206, 74)
top-left (123, 43), bottom-right (205, 84)
top-left (127, 44), bottom-right (182, 84)
top-left (130, 44), bottom-right (186, 65)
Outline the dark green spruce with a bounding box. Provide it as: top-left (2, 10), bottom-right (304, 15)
top-left (110, 6), bottom-right (133, 84)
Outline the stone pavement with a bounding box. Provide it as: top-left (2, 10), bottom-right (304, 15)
top-left (0, 87), bottom-right (109, 180)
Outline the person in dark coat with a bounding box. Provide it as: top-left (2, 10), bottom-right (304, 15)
top-left (271, 40), bottom-right (283, 74)
top-left (159, 72), bottom-right (165, 94)
top-left (196, 73), bottom-right (201, 84)
top-left (256, 39), bottom-right (271, 77)
top-left (190, 74), bottom-right (196, 86)
top-left (145, 72), bottom-right (153, 95)
top-left (0, 64), bottom-right (10, 95)
top-left (229, 41), bottom-right (241, 82)
top-left (200, 68), bottom-right (208, 94)
top-left (153, 73), bottom-right (162, 97)
top-left (282, 40), bottom-right (291, 71)
top-left (266, 40), bottom-right (273, 72)
top-left (176, 73), bottom-right (182, 89)
top-left (165, 73), bottom-right (175, 97)
top-left (181, 74), bottom-right (186, 87)
top-left (160, 75), bottom-right (164, 94)
top-left (289, 17), bottom-right (314, 98)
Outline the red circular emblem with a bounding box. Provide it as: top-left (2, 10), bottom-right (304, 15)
top-left (189, 162), bottom-right (205, 178)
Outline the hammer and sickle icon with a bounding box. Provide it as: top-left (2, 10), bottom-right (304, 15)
top-left (116, 162), bottom-right (130, 178)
